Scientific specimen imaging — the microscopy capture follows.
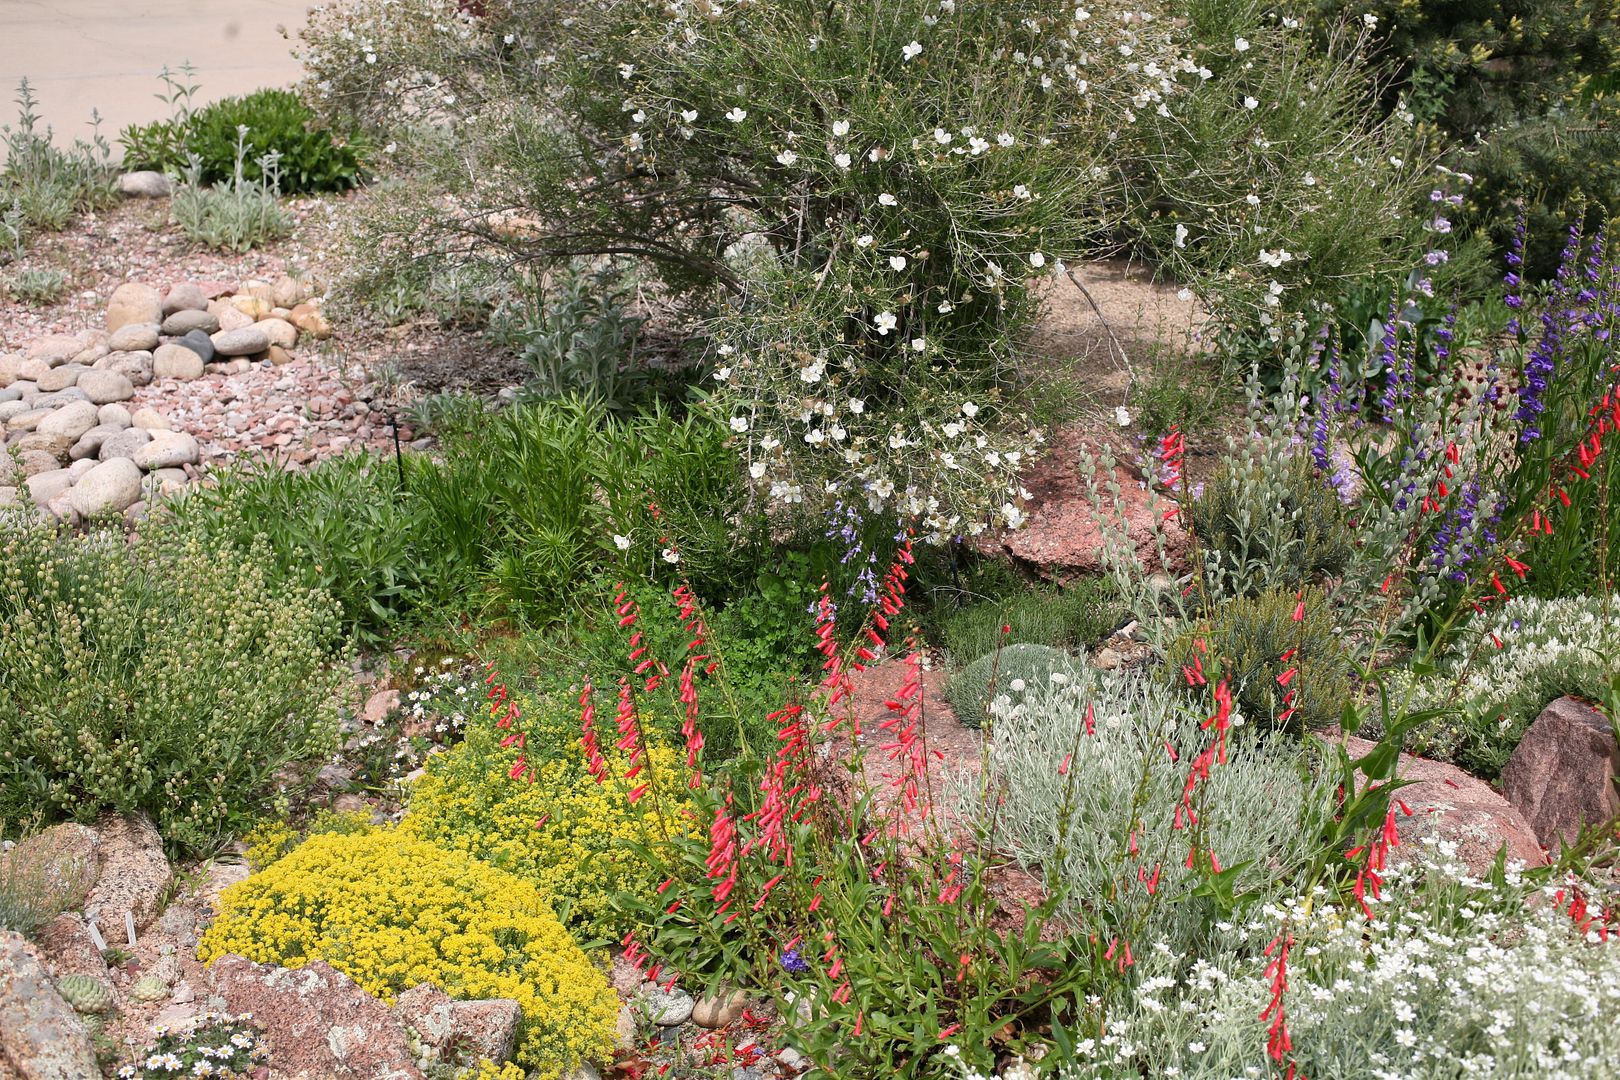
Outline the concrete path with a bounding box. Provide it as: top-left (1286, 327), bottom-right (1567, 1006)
top-left (0, 1), bottom-right (311, 158)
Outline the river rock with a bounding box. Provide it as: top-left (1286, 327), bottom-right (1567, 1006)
top-left (98, 426), bottom-right (153, 462)
top-left (0, 352), bottom-right (22, 386)
top-left (289, 302), bottom-right (334, 340)
top-left (254, 317), bottom-right (299, 349)
top-left (75, 370), bottom-right (134, 405)
top-left (25, 467), bottom-right (77, 508)
top-left (106, 282), bottom-right (163, 333)
top-left (36, 401), bottom-right (99, 442)
top-left (25, 334), bottom-right (83, 366)
top-left (132, 431), bottom-right (199, 470)
top-left (93, 350), bottom-right (153, 387)
top-left (17, 449), bottom-right (61, 476)
top-left (69, 458), bottom-right (143, 517)
top-left (118, 170), bottom-right (172, 198)
top-left (34, 364), bottom-right (84, 394)
top-left (161, 282), bottom-right (209, 316)
top-left (130, 407), bottom-right (172, 431)
top-left (176, 329), bottom-right (216, 362)
top-left (211, 326), bottom-right (270, 357)
top-left (161, 308), bottom-right (220, 336)
top-left (153, 344), bottom-right (205, 381)
top-left (97, 403), bottom-right (131, 429)
top-left (210, 299), bottom-right (253, 332)
top-left (107, 322), bottom-right (160, 352)
top-left (69, 424), bottom-right (123, 460)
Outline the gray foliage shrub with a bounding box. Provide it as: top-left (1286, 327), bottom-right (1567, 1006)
top-left (0, 79), bottom-right (117, 239)
top-left (959, 671), bottom-right (1334, 956)
top-left (0, 516), bottom-right (345, 854)
top-left (170, 130), bottom-right (293, 253)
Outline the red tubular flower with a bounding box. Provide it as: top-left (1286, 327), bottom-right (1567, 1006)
top-left (1259, 931), bottom-right (1299, 1075)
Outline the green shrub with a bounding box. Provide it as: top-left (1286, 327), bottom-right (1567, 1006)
top-left (0, 518), bottom-right (344, 853)
top-left (945, 642), bottom-right (1084, 729)
top-left (1329, 0), bottom-right (1620, 285)
top-left (1127, 6), bottom-right (1430, 368)
top-left (927, 578), bottom-right (1120, 666)
top-left (1189, 450), bottom-right (1355, 601)
top-left (170, 135), bottom-right (293, 253)
top-left (491, 263), bottom-right (651, 414)
top-left (1165, 586), bottom-right (1349, 733)
top-left (0, 79), bottom-right (116, 236)
top-left (174, 453), bottom-right (431, 645)
top-left (122, 86), bottom-right (367, 194)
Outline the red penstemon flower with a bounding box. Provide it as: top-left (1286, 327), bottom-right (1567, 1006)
top-left (1259, 930), bottom-right (1303, 1079)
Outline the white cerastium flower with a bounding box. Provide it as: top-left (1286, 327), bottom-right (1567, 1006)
top-left (889, 255), bottom-right (907, 271)
top-left (902, 40), bottom-right (923, 61)
top-left (878, 192), bottom-right (897, 207)
top-left (729, 416), bottom-right (749, 432)
top-left (725, 107), bottom-right (746, 122)
top-left (661, 548), bottom-right (680, 564)
top-left (1115, 405), bottom-right (1132, 427)
top-left (776, 150), bottom-right (797, 166)
top-left (873, 311), bottom-right (898, 335)
top-left (613, 534), bottom-right (631, 551)
top-left (832, 119), bottom-right (850, 136)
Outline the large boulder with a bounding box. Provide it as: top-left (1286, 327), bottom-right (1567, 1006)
top-left (0, 932), bottom-right (102, 1080)
top-left (1332, 735), bottom-right (1546, 874)
top-left (205, 956), bottom-right (426, 1080)
top-left (1501, 696), bottom-right (1620, 850)
top-left (82, 814), bottom-right (171, 934)
top-left (985, 426), bottom-right (1189, 579)
top-left (106, 282), bottom-right (163, 333)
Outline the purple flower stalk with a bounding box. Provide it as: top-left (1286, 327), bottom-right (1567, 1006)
top-left (781, 948), bottom-right (809, 974)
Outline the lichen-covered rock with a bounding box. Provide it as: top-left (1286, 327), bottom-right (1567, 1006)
top-left (0, 823), bottom-right (100, 912)
top-left (32, 915), bottom-right (109, 983)
top-left (83, 814), bottom-right (170, 934)
top-left (0, 932), bottom-right (102, 1079)
top-left (205, 956), bottom-right (426, 1080)
top-left (392, 983), bottom-right (522, 1065)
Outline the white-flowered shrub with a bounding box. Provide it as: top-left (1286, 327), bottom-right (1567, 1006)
top-left (1397, 593), bottom-right (1620, 776)
top-left (299, 0), bottom-right (1287, 535)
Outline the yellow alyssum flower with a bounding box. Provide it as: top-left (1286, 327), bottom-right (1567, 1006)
top-left (198, 827), bottom-right (616, 1078)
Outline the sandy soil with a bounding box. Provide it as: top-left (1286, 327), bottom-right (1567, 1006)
top-left (0, 0), bottom-right (311, 161)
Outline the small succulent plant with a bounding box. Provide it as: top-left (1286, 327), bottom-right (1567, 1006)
top-left (56, 973), bottom-right (114, 1014)
top-left (129, 975), bottom-right (170, 1003)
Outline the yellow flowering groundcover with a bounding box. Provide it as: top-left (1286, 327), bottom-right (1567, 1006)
top-left (198, 828), bottom-right (617, 1076)
top-left (402, 691), bottom-right (691, 942)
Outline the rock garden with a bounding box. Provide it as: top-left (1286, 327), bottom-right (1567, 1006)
top-left (4, 3), bottom-right (1620, 1079)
